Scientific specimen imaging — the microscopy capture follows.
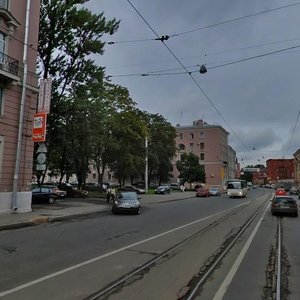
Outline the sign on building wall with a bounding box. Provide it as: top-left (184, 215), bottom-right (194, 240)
top-left (38, 78), bottom-right (52, 113)
top-left (32, 112), bottom-right (47, 142)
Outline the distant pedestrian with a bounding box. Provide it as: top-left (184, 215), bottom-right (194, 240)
top-left (180, 185), bottom-right (185, 192)
top-left (106, 186), bottom-right (111, 203)
top-left (110, 186), bottom-right (116, 201)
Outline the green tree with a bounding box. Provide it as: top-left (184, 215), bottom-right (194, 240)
top-left (176, 153), bottom-right (206, 188)
top-left (36, 0), bottom-right (120, 183)
top-left (141, 113), bottom-right (176, 184)
top-left (108, 110), bottom-right (147, 185)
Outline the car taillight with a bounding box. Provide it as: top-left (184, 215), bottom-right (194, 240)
top-left (272, 203), bottom-right (279, 207)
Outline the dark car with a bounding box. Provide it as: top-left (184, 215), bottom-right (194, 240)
top-left (119, 185), bottom-right (145, 194)
top-left (155, 185), bottom-right (171, 194)
top-left (196, 187), bottom-right (210, 197)
top-left (32, 187), bottom-right (58, 204)
top-left (42, 185), bottom-right (67, 198)
top-left (271, 196), bottom-right (298, 217)
top-left (112, 192), bottom-right (141, 215)
top-left (59, 183), bottom-right (88, 198)
top-left (209, 187), bottom-right (221, 196)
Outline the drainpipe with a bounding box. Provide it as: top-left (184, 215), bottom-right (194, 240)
top-left (12, 0), bottom-right (31, 210)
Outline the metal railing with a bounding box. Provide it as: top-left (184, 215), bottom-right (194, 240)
top-left (0, 52), bottom-right (19, 77)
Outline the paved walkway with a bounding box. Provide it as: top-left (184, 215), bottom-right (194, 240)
top-left (0, 191), bottom-right (195, 231)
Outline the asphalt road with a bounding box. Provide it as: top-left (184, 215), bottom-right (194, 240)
top-left (1, 188), bottom-right (299, 300)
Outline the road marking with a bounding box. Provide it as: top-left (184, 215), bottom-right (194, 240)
top-left (213, 202), bottom-right (271, 300)
top-left (0, 202), bottom-right (249, 297)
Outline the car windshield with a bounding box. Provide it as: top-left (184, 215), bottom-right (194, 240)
top-left (119, 192), bottom-right (138, 201)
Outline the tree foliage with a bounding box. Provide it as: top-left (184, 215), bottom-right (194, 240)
top-left (176, 153), bottom-right (206, 185)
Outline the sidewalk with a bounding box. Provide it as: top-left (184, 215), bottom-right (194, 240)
top-left (0, 191), bottom-right (195, 231)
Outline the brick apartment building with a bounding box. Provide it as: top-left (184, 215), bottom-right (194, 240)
top-left (266, 159), bottom-right (295, 184)
top-left (0, 0), bottom-right (40, 213)
top-left (172, 120), bottom-right (236, 188)
top-left (293, 149), bottom-right (300, 186)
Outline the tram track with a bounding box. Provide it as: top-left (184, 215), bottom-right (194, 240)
top-left (85, 195), bottom-right (271, 300)
top-left (264, 217), bottom-right (291, 300)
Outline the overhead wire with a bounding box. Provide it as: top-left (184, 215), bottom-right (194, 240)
top-left (108, 2), bottom-right (300, 45)
top-left (108, 44), bottom-right (300, 78)
top-left (125, 0), bottom-right (251, 153)
top-left (284, 109), bottom-right (300, 157)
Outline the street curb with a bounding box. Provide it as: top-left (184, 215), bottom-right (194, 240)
top-left (47, 209), bottom-right (110, 222)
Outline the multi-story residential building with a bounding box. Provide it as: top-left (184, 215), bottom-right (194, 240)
top-left (293, 149), bottom-right (300, 186)
top-left (0, 1), bottom-right (40, 213)
top-left (173, 120), bottom-right (236, 188)
top-left (266, 159), bottom-right (295, 184)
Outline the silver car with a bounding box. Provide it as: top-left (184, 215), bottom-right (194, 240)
top-left (112, 192), bottom-right (141, 215)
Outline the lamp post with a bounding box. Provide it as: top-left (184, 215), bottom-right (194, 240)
top-left (145, 136), bottom-right (148, 193)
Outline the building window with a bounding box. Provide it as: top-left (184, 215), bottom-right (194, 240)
top-left (0, 32), bottom-right (6, 64)
top-left (190, 143), bottom-right (194, 152)
top-left (0, 136), bottom-right (3, 183)
top-left (200, 142), bottom-right (204, 149)
top-left (200, 131), bottom-right (205, 139)
top-left (200, 153), bottom-right (205, 161)
top-left (0, 0), bottom-right (8, 9)
top-left (178, 144), bottom-right (185, 151)
top-left (0, 88), bottom-right (3, 115)
top-left (190, 132), bottom-right (194, 139)
top-left (179, 133), bottom-right (183, 139)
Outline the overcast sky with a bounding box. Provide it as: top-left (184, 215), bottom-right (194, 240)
top-left (84, 0), bottom-right (300, 167)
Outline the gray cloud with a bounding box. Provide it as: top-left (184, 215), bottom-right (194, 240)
top-left (86, 0), bottom-right (300, 166)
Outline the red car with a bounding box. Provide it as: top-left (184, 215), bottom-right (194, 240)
top-left (275, 188), bottom-right (287, 196)
top-left (196, 187), bottom-right (210, 197)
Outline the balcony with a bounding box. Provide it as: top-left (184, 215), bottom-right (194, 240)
top-left (0, 52), bottom-right (20, 84)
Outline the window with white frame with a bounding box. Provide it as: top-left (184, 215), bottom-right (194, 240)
top-left (0, 32), bottom-right (5, 64)
top-left (0, 88), bottom-right (3, 115)
top-left (0, 136), bottom-right (3, 184)
top-left (0, 0), bottom-right (8, 9)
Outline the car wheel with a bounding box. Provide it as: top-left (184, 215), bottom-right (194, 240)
top-left (48, 197), bottom-right (55, 204)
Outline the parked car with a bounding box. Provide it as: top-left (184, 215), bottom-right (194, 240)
top-left (112, 192), bottom-right (141, 214)
top-left (42, 185), bottom-right (67, 198)
top-left (169, 183), bottom-right (181, 190)
top-left (119, 185), bottom-right (145, 194)
top-left (271, 196), bottom-right (298, 217)
top-left (196, 187), bottom-right (210, 197)
top-left (32, 187), bottom-right (58, 204)
top-left (59, 183), bottom-right (88, 198)
top-left (275, 188), bottom-right (287, 196)
top-left (209, 187), bottom-right (221, 196)
top-left (155, 185), bottom-right (171, 194)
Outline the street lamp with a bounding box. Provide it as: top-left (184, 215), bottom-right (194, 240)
top-left (145, 136), bottom-right (148, 193)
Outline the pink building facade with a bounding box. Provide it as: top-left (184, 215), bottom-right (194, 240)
top-left (0, 0), bottom-right (40, 213)
top-left (172, 120), bottom-right (236, 188)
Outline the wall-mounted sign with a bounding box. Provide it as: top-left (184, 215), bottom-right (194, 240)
top-left (38, 78), bottom-right (52, 113)
top-left (32, 112), bottom-right (47, 142)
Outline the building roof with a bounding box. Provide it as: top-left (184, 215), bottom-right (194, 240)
top-left (175, 119), bottom-right (229, 135)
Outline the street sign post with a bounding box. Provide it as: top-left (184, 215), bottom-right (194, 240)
top-left (32, 112), bottom-right (47, 142)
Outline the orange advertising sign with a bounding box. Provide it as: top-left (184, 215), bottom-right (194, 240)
top-left (32, 112), bottom-right (47, 142)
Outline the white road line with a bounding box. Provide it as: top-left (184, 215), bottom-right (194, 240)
top-left (0, 202), bottom-right (249, 297)
top-left (213, 202), bottom-right (271, 300)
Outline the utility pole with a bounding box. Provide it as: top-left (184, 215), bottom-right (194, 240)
top-left (145, 137), bottom-right (148, 193)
